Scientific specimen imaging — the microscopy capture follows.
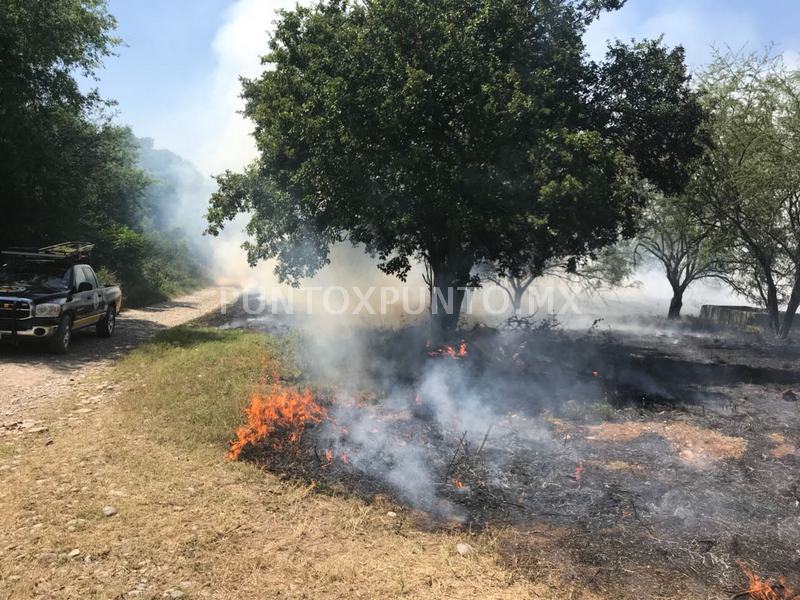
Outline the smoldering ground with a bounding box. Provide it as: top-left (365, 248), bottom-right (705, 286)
top-left (214, 286), bottom-right (800, 595)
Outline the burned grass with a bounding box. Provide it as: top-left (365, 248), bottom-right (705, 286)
top-left (227, 322), bottom-right (800, 599)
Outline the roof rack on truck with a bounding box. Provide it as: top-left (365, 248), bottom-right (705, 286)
top-left (1, 242), bottom-right (95, 263)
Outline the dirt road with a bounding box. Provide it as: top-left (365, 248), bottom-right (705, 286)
top-left (0, 287), bottom-right (229, 422)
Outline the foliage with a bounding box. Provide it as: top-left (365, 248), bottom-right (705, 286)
top-left (135, 137), bottom-right (216, 242)
top-left (480, 244), bottom-right (633, 315)
top-left (695, 51), bottom-right (800, 336)
top-left (82, 135), bottom-right (210, 307)
top-left (0, 0), bottom-right (118, 116)
top-left (0, 0), bottom-right (209, 307)
top-left (207, 0), bottom-right (705, 332)
top-left (0, 0), bottom-right (124, 248)
top-left (596, 38), bottom-right (709, 195)
top-left (125, 137), bottom-right (213, 306)
top-left (94, 265), bottom-right (118, 286)
top-left (100, 223), bottom-right (209, 306)
top-left (635, 189), bottom-right (729, 318)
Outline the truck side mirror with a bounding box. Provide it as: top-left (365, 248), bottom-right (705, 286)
top-left (77, 281), bottom-right (93, 293)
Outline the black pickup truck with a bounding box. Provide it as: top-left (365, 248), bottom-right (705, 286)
top-left (0, 242), bottom-right (122, 353)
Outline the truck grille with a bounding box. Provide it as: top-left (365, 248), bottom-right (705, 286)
top-left (0, 318), bottom-right (32, 331)
top-left (0, 298), bottom-right (32, 321)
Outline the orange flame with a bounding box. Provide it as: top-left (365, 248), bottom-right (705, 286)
top-left (574, 463), bottom-right (584, 483)
top-left (427, 340), bottom-right (468, 359)
top-left (228, 384), bottom-right (328, 460)
top-left (452, 478), bottom-right (466, 489)
top-left (739, 562), bottom-right (799, 600)
top-left (323, 449), bottom-right (334, 464)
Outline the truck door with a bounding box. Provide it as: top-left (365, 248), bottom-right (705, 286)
top-left (72, 266), bottom-right (89, 325)
top-left (72, 266), bottom-right (100, 327)
top-left (82, 266), bottom-right (106, 316)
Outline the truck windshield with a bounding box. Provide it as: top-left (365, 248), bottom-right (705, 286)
top-left (0, 262), bottom-right (71, 291)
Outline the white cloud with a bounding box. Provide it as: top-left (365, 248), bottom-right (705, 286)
top-left (585, 2), bottom-right (760, 68)
top-left (783, 50), bottom-right (800, 70)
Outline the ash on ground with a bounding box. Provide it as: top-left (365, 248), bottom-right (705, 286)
top-left (221, 299), bottom-right (800, 598)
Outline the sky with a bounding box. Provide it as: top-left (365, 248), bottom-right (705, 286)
top-left (93, 0), bottom-right (800, 178)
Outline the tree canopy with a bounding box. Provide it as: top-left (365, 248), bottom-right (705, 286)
top-left (0, 0), bottom-right (208, 306)
top-left (635, 188), bottom-right (729, 319)
top-left (0, 0), bottom-right (128, 249)
top-left (695, 51), bottom-right (800, 337)
top-left (207, 0), bottom-right (705, 332)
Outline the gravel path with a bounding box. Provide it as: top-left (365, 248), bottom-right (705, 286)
top-left (0, 287), bottom-right (228, 423)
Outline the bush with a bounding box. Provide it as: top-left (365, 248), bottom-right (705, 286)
top-left (94, 226), bottom-right (209, 307)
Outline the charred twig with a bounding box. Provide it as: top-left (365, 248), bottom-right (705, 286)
top-left (499, 498), bottom-right (526, 510)
top-left (312, 444), bottom-right (320, 463)
top-left (630, 498), bottom-right (639, 521)
top-left (443, 431), bottom-right (469, 483)
top-left (476, 424), bottom-right (494, 455)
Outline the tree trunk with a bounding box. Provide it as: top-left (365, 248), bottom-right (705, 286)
top-left (765, 280), bottom-right (781, 334)
top-left (512, 287), bottom-right (525, 315)
top-left (667, 288), bottom-right (683, 320)
top-left (429, 261), bottom-right (469, 339)
top-left (779, 272), bottom-right (800, 339)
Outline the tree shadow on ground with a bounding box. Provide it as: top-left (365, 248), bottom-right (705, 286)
top-left (0, 316), bottom-right (171, 375)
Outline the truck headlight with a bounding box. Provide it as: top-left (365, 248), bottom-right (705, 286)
top-left (34, 303), bottom-right (62, 317)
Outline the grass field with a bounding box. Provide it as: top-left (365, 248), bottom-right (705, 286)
top-left (0, 327), bottom-right (584, 599)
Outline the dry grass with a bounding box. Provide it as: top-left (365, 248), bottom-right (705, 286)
top-left (768, 432), bottom-right (797, 458)
top-left (0, 327), bottom-right (590, 599)
top-left (584, 420), bottom-right (747, 467)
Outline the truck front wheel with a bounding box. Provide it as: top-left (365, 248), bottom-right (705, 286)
top-left (48, 314), bottom-right (72, 354)
top-left (97, 305), bottom-right (116, 338)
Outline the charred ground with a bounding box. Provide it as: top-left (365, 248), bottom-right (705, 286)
top-left (216, 301), bottom-right (800, 599)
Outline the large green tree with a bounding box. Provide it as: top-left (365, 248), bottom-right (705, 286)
top-left (696, 52), bottom-right (800, 337)
top-left (0, 0), bottom-right (210, 306)
top-left (0, 0), bottom-right (138, 250)
top-left (207, 0), bottom-right (705, 333)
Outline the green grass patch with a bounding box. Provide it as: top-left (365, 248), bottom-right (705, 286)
top-left (560, 399), bottom-right (617, 422)
top-left (111, 325), bottom-right (298, 452)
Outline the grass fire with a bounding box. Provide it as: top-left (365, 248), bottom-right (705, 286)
top-left (737, 563), bottom-right (800, 600)
top-left (427, 341), bottom-right (468, 359)
top-left (217, 298), bottom-right (800, 598)
top-left (228, 381), bottom-right (328, 460)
